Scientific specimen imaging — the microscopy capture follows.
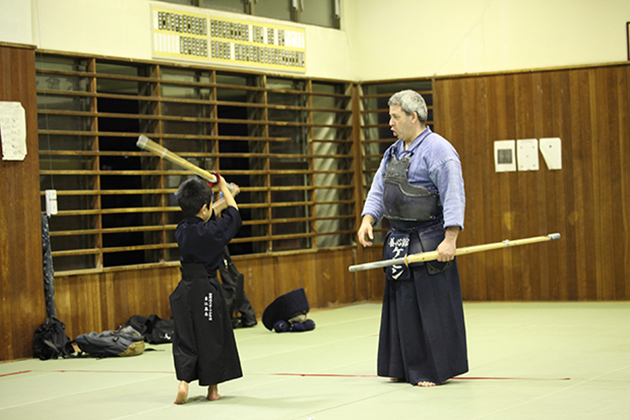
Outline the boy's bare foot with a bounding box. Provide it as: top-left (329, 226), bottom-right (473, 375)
top-left (389, 377), bottom-right (406, 382)
top-left (207, 384), bottom-right (220, 401)
top-left (174, 381), bottom-right (189, 404)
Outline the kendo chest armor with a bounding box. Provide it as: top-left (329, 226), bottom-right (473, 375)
top-left (383, 154), bottom-right (440, 222)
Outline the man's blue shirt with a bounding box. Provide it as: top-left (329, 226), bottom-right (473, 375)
top-left (362, 127), bottom-right (465, 229)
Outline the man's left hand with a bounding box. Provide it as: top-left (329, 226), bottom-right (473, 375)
top-left (436, 226), bottom-right (460, 262)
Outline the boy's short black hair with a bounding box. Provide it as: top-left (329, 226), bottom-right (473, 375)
top-left (177, 177), bottom-right (213, 217)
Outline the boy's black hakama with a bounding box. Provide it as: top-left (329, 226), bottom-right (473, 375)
top-left (170, 263), bottom-right (242, 386)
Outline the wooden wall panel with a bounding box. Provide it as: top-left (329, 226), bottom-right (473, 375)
top-left (53, 248), bottom-right (378, 339)
top-left (357, 246), bottom-right (386, 302)
top-left (0, 43), bottom-right (46, 360)
top-left (54, 268), bottom-right (180, 336)
top-left (434, 64), bottom-right (630, 301)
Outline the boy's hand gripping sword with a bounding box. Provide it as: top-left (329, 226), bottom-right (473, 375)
top-left (136, 134), bottom-right (235, 193)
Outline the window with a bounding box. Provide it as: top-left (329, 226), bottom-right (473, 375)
top-left (37, 52), bottom-right (354, 274)
top-left (163, 0), bottom-right (341, 29)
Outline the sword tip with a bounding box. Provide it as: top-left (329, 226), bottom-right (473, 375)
top-left (549, 233), bottom-right (561, 240)
top-left (136, 135), bottom-right (149, 149)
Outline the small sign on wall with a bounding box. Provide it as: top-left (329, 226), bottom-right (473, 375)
top-left (517, 139), bottom-right (539, 171)
top-left (494, 140), bottom-right (516, 172)
top-left (540, 137), bottom-right (562, 170)
top-left (0, 101), bottom-right (27, 161)
top-left (152, 6), bottom-right (210, 62)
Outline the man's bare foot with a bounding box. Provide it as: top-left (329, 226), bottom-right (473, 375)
top-left (174, 381), bottom-right (189, 404)
top-left (207, 384), bottom-right (220, 401)
top-left (389, 378), bottom-right (406, 382)
top-left (417, 381), bottom-right (437, 387)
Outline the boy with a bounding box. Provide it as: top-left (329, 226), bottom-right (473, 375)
top-left (170, 175), bottom-right (242, 404)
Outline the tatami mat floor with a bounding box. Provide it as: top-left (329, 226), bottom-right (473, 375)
top-left (1, 302), bottom-right (629, 419)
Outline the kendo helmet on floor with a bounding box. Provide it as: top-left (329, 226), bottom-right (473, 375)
top-left (262, 287), bottom-right (315, 333)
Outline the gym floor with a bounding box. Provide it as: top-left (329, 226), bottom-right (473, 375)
top-left (1, 302), bottom-right (629, 419)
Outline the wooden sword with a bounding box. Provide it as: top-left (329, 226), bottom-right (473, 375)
top-left (348, 233), bottom-right (561, 272)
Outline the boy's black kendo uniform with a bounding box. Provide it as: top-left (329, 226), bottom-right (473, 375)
top-left (170, 207), bottom-right (243, 386)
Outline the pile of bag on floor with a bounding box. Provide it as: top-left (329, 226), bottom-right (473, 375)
top-left (262, 288), bottom-right (315, 333)
top-left (74, 314), bottom-right (175, 358)
top-left (32, 314), bottom-right (175, 360)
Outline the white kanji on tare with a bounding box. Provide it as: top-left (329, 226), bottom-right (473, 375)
top-left (388, 236), bottom-right (409, 279)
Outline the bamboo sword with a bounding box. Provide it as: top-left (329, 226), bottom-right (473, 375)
top-left (348, 233), bottom-right (561, 273)
top-left (136, 135), bottom-right (219, 183)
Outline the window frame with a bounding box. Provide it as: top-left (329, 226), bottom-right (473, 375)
top-left (37, 51), bottom-right (356, 275)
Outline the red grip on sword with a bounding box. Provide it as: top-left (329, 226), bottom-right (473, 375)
top-left (207, 172), bottom-right (221, 187)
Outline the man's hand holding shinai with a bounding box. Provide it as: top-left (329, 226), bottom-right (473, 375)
top-left (358, 215), bottom-right (459, 263)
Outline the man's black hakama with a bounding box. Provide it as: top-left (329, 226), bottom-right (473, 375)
top-left (377, 222), bottom-right (468, 385)
top-left (170, 263), bottom-right (242, 386)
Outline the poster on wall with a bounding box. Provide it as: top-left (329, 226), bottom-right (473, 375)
top-left (494, 140), bottom-right (516, 172)
top-left (209, 15), bottom-right (305, 72)
top-left (152, 6), bottom-right (210, 62)
top-left (151, 5), bottom-right (306, 73)
top-left (516, 139), bottom-right (539, 171)
top-left (539, 137), bottom-right (562, 170)
top-left (0, 101), bottom-right (27, 161)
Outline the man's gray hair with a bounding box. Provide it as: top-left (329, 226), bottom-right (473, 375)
top-left (388, 89), bottom-right (428, 124)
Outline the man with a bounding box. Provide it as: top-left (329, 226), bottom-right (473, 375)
top-left (357, 89), bottom-right (468, 387)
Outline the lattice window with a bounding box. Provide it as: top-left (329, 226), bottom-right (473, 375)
top-left (37, 52), bottom-right (354, 274)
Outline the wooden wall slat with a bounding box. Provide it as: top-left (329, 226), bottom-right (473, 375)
top-left (53, 249), bottom-right (365, 339)
top-left (569, 70), bottom-right (589, 300)
top-left (0, 44), bottom-right (46, 361)
top-left (549, 71), bottom-right (570, 300)
top-left (435, 64), bottom-right (630, 301)
top-left (621, 65), bottom-right (630, 300)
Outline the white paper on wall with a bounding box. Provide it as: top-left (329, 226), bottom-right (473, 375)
top-left (494, 140), bottom-right (516, 172)
top-left (517, 139), bottom-right (539, 171)
top-left (539, 137), bottom-right (562, 170)
top-left (0, 101), bottom-right (27, 161)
